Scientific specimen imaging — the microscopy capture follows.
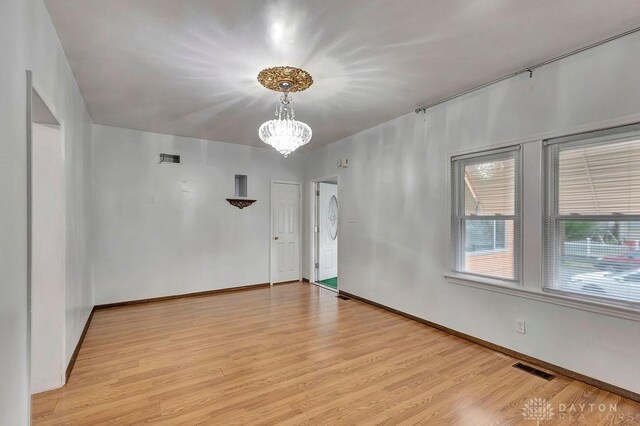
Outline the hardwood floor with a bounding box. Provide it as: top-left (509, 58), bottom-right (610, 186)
top-left (32, 282), bottom-right (640, 425)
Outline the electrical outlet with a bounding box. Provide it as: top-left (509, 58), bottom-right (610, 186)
top-left (516, 319), bottom-right (526, 334)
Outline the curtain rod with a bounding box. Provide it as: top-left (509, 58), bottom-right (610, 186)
top-left (415, 26), bottom-right (640, 114)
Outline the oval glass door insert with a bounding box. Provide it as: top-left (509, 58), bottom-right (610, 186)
top-left (328, 195), bottom-right (338, 240)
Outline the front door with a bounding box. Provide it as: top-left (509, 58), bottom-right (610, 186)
top-left (318, 182), bottom-right (338, 282)
top-left (271, 182), bottom-right (301, 283)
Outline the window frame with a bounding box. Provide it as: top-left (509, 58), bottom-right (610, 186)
top-left (451, 146), bottom-right (522, 284)
top-left (543, 125), bottom-right (640, 308)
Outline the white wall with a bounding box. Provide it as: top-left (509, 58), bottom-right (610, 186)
top-left (92, 125), bottom-right (304, 304)
top-left (0, 2), bottom-right (30, 422)
top-left (30, 1), bottom-right (95, 375)
top-left (31, 123), bottom-right (65, 393)
top-left (302, 31), bottom-right (640, 394)
top-left (0, 0), bottom-right (94, 423)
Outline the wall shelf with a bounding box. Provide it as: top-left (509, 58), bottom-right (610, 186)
top-left (226, 198), bottom-right (256, 209)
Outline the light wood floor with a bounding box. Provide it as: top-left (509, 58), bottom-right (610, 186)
top-left (32, 282), bottom-right (640, 425)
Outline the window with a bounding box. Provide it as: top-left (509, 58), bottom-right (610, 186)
top-left (545, 126), bottom-right (640, 306)
top-left (451, 147), bottom-right (521, 281)
top-left (465, 220), bottom-right (506, 252)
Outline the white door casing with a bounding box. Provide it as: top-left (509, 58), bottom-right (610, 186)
top-left (271, 182), bottom-right (301, 283)
top-left (318, 182), bottom-right (338, 281)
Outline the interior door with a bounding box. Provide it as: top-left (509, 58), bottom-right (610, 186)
top-left (318, 182), bottom-right (338, 281)
top-left (271, 182), bottom-right (300, 283)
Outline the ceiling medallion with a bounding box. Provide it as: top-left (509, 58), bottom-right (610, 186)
top-left (257, 66), bottom-right (313, 92)
top-left (258, 66), bottom-right (313, 157)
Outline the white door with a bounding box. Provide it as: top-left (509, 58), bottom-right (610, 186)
top-left (318, 182), bottom-right (338, 281)
top-left (271, 182), bottom-right (301, 283)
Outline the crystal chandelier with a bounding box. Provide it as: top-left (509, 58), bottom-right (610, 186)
top-left (474, 161), bottom-right (504, 179)
top-left (257, 66), bottom-right (313, 157)
top-left (259, 93), bottom-right (311, 157)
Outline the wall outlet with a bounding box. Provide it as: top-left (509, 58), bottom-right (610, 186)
top-left (516, 319), bottom-right (526, 334)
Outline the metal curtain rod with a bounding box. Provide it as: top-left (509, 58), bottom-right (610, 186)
top-left (415, 26), bottom-right (640, 114)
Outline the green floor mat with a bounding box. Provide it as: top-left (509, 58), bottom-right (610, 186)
top-left (318, 277), bottom-right (338, 289)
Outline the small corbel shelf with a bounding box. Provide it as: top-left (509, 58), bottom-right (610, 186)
top-left (226, 198), bottom-right (257, 209)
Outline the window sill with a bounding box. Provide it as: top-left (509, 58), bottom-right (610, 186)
top-left (444, 272), bottom-right (640, 322)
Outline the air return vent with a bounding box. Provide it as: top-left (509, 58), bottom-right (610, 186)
top-left (512, 363), bottom-right (555, 381)
top-left (159, 153), bottom-right (180, 164)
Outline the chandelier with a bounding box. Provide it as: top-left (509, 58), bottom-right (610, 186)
top-left (257, 66), bottom-right (313, 157)
top-left (474, 161), bottom-right (504, 179)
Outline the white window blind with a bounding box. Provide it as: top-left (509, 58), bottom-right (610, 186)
top-left (452, 147), bottom-right (521, 281)
top-left (544, 126), bottom-right (640, 306)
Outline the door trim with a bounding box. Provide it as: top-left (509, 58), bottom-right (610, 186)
top-left (309, 175), bottom-right (340, 292)
top-left (270, 180), bottom-right (302, 285)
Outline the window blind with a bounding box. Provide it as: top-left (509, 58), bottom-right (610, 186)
top-left (452, 147), bottom-right (521, 281)
top-left (545, 128), bottom-right (640, 305)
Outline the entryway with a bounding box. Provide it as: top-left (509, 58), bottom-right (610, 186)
top-left (312, 177), bottom-right (338, 291)
top-left (28, 77), bottom-right (66, 394)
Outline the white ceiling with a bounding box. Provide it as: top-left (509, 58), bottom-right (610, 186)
top-left (45, 0), bottom-right (640, 151)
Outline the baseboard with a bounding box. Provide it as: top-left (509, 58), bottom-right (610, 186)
top-left (94, 282), bottom-right (271, 309)
top-left (339, 289), bottom-right (640, 404)
top-left (65, 306), bottom-right (95, 383)
top-left (302, 278), bottom-right (310, 282)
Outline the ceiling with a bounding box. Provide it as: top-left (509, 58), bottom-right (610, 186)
top-left (45, 0), bottom-right (640, 151)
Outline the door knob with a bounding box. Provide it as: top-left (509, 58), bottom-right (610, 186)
top-left (274, 236), bottom-right (279, 240)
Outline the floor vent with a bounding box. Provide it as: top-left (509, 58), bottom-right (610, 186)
top-left (336, 295), bottom-right (350, 300)
top-left (513, 363), bottom-right (555, 381)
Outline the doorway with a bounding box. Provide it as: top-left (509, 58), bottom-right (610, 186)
top-left (270, 181), bottom-right (302, 284)
top-left (28, 81), bottom-right (66, 394)
top-left (313, 178), bottom-right (338, 291)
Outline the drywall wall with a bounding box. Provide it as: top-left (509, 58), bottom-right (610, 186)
top-left (0, 0), bottom-right (94, 422)
top-left (31, 123), bottom-right (65, 393)
top-left (302, 31), bottom-right (640, 393)
top-left (92, 125), bottom-right (304, 304)
top-left (0, 1), bottom-right (30, 422)
top-left (30, 0), bottom-right (95, 374)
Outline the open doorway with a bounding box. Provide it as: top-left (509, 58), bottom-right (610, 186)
top-left (28, 78), bottom-right (66, 394)
top-left (312, 177), bottom-right (338, 291)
